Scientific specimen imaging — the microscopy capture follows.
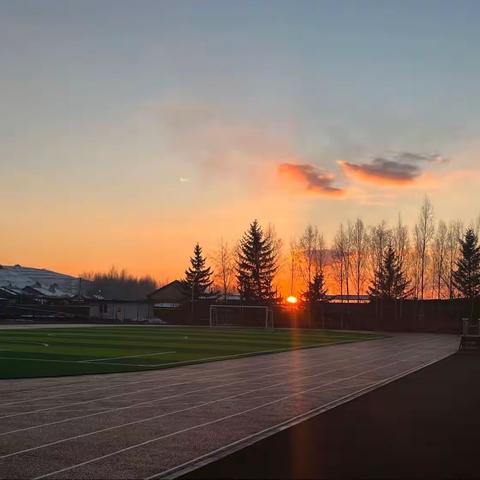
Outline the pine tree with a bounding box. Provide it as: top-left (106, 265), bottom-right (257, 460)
top-left (303, 271), bottom-right (327, 305)
top-left (182, 243), bottom-right (213, 298)
top-left (236, 220), bottom-right (278, 303)
top-left (452, 228), bottom-right (480, 300)
top-left (369, 243), bottom-right (410, 300)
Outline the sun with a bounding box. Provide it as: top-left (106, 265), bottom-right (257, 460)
top-left (286, 295), bottom-right (298, 304)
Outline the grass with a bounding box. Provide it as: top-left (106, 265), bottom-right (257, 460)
top-left (0, 326), bottom-right (383, 379)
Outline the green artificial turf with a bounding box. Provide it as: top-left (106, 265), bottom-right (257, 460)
top-left (0, 326), bottom-right (383, 379)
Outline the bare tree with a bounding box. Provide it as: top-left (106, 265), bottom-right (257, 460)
top-left (445, 220), bottom-right (463, 298)
top-left (211, 239), bottom-right (234, 300)
top-left (348, 218), bottom-right (369, 300)
top-left (392, 215), bottom-right (413, 297)
top-left (368, 220), bottom-right (391, 283)
top-left (331, 247), bottom-right (344, 297)
top-left (333, 224), bottom-right (351, 298)
top-left (431, 220), bottom-right (448, 299)
top-left (392, 215), bottom-right (410, 266)
top-left (414, 197), bottom-right (435, 299)
top-left (298, 225), bottom-right (325, 292)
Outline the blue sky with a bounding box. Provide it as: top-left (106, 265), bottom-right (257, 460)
top-left (1, 0), bottom-right (480, 278)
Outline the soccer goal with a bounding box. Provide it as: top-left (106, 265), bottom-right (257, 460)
top-left (209, 304), bottom-right (274, 329)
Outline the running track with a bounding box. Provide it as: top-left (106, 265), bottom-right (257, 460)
top-left (0, 333), bottom-right (458, 479)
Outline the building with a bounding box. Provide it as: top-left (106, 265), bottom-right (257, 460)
top-left (148, 280), bottom-right (187, 305)
top-left (88, 300), bottom-right (154, 322)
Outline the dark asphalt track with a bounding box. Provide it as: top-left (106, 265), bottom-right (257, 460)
top-left (185, 352), bottom-right (480, 479)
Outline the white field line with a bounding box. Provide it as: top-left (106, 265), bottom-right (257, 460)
top-left (0, 341), bottom-right (350, 369)
top-left (33, 350), bottom-right (435, 480)
top-left (0, 356), bottom-right (85, 365)
top-left (46, 333), bottom-right (146, 338)
top-left (0, 337), bottom-right (446, 439)
top-left (79, 343), bottom-right (347, 368)
top-left (0, 337), bottom-right (442, 424)
top-left (78, 351), bottom-right (177, 363)
top-left (0, 348), bottom-right (385, 435)
top-left (0, 350), bottom-right (309, 406)
top-left (156, 351), bottom-right (455, 480)
top-left (0, 336), bottom-right (433, 409)
top-left (0, 342), bottom-right (366, 408)
top-left (0, 379), bottom-right (374, 460)
top-left (0, 342), bottom-right (49, 347)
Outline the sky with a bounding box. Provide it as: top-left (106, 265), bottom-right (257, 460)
top-left (1, 0), bottom-right (480, 283)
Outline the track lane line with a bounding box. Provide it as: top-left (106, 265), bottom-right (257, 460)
top-left (1, 334), bottom-right (412, 404)
top-left (0, 340), bottom-right (389, 419)
top-left (0, 379), bottom-right (375, 460)
top-left (0, 336), bottom-right (440, 430)
top-left (0, 335), bottom-right (427, 412)
top-left (0, 346), bottom-right (388, 436)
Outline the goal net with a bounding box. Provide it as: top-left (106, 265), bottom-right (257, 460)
top-left (209, 304), bottom-right (274, 329)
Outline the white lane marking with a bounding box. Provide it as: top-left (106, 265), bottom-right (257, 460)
top-left (0, 347), bottom-right (383, 435)
top-left (0, 348), bottom-right (313, 407)
top-left (155, 352), bottom-right (455, 480)
top-left (78, 351), bottom-right (177, 363)
top-left (0, 336), bottom-right (430, 411)
top-left (0, 337), bottom-right (446, 441)
top-left (33, 350), bottom-right (440, 480)
top-left (0, 380), bottom-right (373, 460)
top-left (78, 343), bottom-right (343, 367)
top-left (0, 337), bottom-right (440, 427)
top-left (0, 343), bottom-right (355, 408)
top-left (0, 342), bottom-right (367, 419)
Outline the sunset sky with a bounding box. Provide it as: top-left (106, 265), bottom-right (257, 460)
top-left (1, 0), bottom-right (480, 283)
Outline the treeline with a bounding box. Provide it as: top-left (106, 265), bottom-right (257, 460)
top-left (182, 197), bottom-right (480, 306)
top-left (81, 268), bottom-right (158, 300)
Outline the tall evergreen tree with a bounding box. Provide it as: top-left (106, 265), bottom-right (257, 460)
top-left (182, 243), bottom-right (213, 298)
top-left (303, 270), bottom-right (327, 305)
top-left (236, 220), bottom-right (278, 303)
top-left (369, 243), bottom-right (410, 300)
top-left (452, 228), bottom-right (480, 300)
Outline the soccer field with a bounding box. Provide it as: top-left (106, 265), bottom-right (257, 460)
top-left (0, 326), bottom-right (383, 379)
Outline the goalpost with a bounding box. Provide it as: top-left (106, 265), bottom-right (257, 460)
top-left (209, 304), bottom-right (274, 329)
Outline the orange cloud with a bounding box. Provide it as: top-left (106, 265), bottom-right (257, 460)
top-left (278, 163), bottom-right (345, 197)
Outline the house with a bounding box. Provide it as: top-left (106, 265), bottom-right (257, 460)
top-left (0, 286), bottom-right (31, 304)
top-left (148, 280), bottom-right (187, 308)
top-left (88, 299), bottom-right (154, 322)
top-left (22, 283), bottom-right (74, 302)
top-left (324, 294), bottom-right (370, 303)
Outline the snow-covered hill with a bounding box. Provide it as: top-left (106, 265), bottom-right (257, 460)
top-left (0, 265), bottom-right (85, 295)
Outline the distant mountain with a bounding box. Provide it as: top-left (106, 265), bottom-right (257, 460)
top-left (0, 264), bottom-right (87, 295)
